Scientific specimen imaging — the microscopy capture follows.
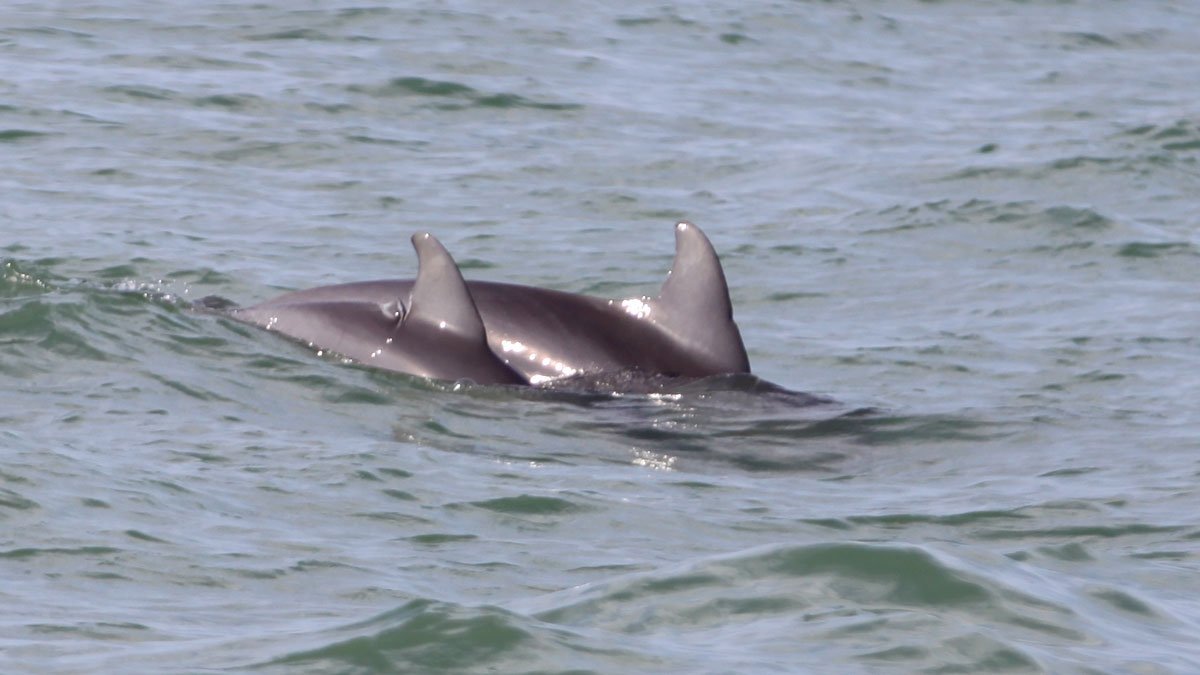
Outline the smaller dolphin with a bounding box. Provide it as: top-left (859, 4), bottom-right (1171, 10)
top-left (229, 222), bottom-right (750, 386)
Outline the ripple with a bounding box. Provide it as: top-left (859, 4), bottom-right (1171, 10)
top-left (102, 85), bottom-right (176, 101)
top-left (1117, 241), bottom-right (1195, 258)
top-left (1, 260), bottom-right (57, 297)
top-left (0, 488), bottom-right (39, 512)
top-left (1057, 31), bottom-right (1121, 49)
top-left (514, 542), bottom-right (1086, 671)
top-left (4, 3), bottom-right (1200, 673)
top-left (370, 76), bottom-right (475, 98)
top-left (1120, 119), bottom-right (1200, 152)
top-left (0, 545), bottom-right (120, 559)
top-left (346, 76), bottom-right (582, 112)
top-left (191, 93), bottom-right (263, 110)
top-left (839, 508), bottom-right (1032, 528)
top-left (246, 28), bottom-right (332, 41)
top-left (27, 622), bottom-right (150, 640)
top-left (1042, 205), bottom-right (1114, 230)
top-left (407, 533), bottom-right (478, 545)
top-left (0, 300), bottom-right (113, 364)
top-left (976, 523), bottom-right (1182, 540)
top-left (0, 129), bottom-right (50, 142)
top-left (1089, 588), bottom-right (1159, 617)
top-left (259, 599), bottom-right (647, 673)
top-left (468, 494), bottom-right (588, 516)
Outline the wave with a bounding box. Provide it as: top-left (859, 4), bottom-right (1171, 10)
top-left (249, 539), bottom-right (1193, 673)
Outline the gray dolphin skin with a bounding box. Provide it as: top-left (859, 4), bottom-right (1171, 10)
top-left (229, 222), bottom-right (751, 386)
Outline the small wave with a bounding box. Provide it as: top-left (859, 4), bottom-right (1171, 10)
top-left (246, 28), bottom-right (334, 41)
top-left (102, 84), bottom-right (177, 102)
top-left (0, 259), bottom-right (254, 383)
top-left (1050, 29), bottom-right (1165, 51)
top-left (0, 545), bottom-right (121, 560)
top-left (367, 369), bottom-right (996, 472)
top-left (1116, 241), bottom-right (1196, 258)
top-left (875, 198), bottom-right (1115, 232)
top-left (615, 13), bottom-right (698, 29)
top-left (1, 259), bottom-right (59, 297)
top-left (0, 129), bottom-right (51, 142)
top-left (257, 598), bottom-right (654, 673)
top-left (0, 299), bottom-right (115, 369)
top-left (191, 93), bottom-right (264, 110)
top-left (539, 392), bottom-right (991, 472)
top-left (1118, 119), bottom-right (1200, 153)
top-left (255, 540), bottom-right (1172, 672)
top-left (512, 541), bottom-right (1092, 672)
top-left (872, 198), bottom-right (1200, 265)
top-left (346, 76), bottom-right (582, 112)
top-left (533, 371), bottom-right (833, 404)
top-left (208, 140), bottom-right (338, 164)
top-left (465, 494), bottom-right (590, 516)
top-left (533, 543), bottom-right (1005, 622)
top-left (0, 487), bottom-right (39, 512)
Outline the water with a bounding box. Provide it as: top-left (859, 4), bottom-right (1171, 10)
top-left (3, 1), bottom-right (1199, 672)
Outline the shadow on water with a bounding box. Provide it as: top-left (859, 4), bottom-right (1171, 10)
top-left (543, 378), bottom-right (999, 472)
top-left (381, 372), bottom-right (1002, 473)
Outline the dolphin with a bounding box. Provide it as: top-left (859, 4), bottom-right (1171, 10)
top-left (228, 222), bottom-right (751, 386)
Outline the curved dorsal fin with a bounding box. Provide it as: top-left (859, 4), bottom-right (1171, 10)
top-left (405, 232), bottom-right (488, 340)
top-left (398, 232), bottom-right (525, 384)
top-left (651, 222), bottom-right (750, 373)
top-left (658, 221), bottom-right (735, 321)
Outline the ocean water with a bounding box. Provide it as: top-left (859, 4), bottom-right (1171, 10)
top-left (3, 1), bottom-right (1200, 672)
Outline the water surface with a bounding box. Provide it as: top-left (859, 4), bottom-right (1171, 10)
top-left (2, 1), bottom-right (1199, 672)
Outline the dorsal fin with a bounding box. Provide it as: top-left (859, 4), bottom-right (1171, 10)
top-left (394, 232), bottom-right (525, 384)
top-left (650, 222), bottom-right (750, 373)
top-left (405, 232), bottom-right (488, 340)
top-left (658, 221), bottom-right (735, 321)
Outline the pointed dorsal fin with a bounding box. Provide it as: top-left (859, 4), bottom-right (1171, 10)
top-left (658, 221), bottom-right (735, 321)
top-left (650, 222), bottom-right (750, 373)
top-left (405, 232), bottom-right (487, 340)
top-left (398, 232), bottom-right (525, 384)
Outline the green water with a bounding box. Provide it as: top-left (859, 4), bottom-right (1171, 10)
top-left (2, 2), bottom-right (1199, 672)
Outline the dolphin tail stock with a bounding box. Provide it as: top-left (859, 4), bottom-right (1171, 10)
top-left (650, 222), bottom-right (751, 374)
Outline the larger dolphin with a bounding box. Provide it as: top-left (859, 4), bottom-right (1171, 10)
top-left (229, 222), bottom-right (750, 386)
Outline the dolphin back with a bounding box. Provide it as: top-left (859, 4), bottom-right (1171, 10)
top-left (231, 233), bottom-right (525, 385)
top-left (229, 222), bottom-right (751, 387)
